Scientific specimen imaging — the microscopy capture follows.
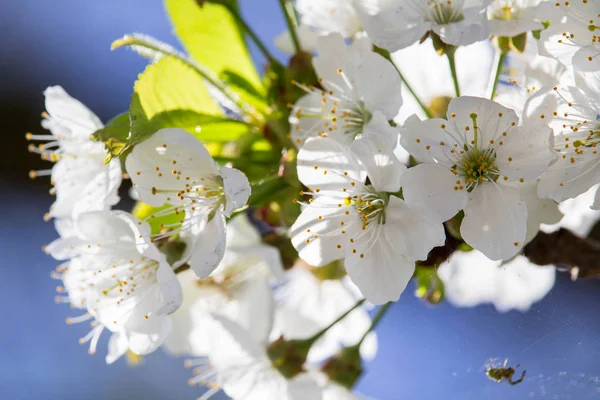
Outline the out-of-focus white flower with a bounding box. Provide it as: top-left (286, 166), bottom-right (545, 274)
top-left (321, 382), bottom-right (363, 400)
top-left (539, 0), bottom-right (600, 70)
top-left (126, 128), bottom-right (251, 279)
top-left (524, 85), bottom-right (600, 203)
top-left (494, 36), bottom-right (570, 116)
top-left (275, 0), bottom-right (363, 54)
top-left (401, 96), bottom-right (557, 260)
top-left (354, 0), bottom-right (492, 52)
top-left (438, 250), bottom-right (556, 312)
top-left (27, 86), bottom-right (121, 222)
top-left (271, 264), bottom-right (377, 363)
top-left (290, 34), bottom-right (401, 148)
top-left (46, 211), bottom-right (183, 363)
top-left (392, 38), bottom-right (493, 122)
top-left (542, 184), bottom-right (600, 237)
top-left (201, 315), bottom-right (323, 400)
top-left (275, 25), bottom-right (321, 54)
top-left (297, 0), bottom-right (363, 39)
top-left (291, 136), bottom-right (445, 304)
top-left (164, 214), bottom-right (283, 357)
top-left (487, 0), bottom-right (555, 37)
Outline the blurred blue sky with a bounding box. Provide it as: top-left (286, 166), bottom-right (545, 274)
top-left (1, 1), bottom-right (600, 399)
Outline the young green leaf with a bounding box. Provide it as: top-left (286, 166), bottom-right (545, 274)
top-left (165, 0), bottom-right (267, 111)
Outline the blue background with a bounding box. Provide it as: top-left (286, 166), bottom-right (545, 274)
top-left (1, 1), bottom-right (600, 399)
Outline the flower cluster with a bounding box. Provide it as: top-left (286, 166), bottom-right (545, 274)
top-left (29, 0), bottom-right (600, 398)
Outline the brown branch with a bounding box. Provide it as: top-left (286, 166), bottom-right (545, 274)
top-left (523, 228), bottom-right (600, 279)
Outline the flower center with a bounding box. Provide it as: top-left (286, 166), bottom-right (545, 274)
top-left (452, 113), bottom-right (500, 191)
top-left (346, 188), bottom-right (389, 229)
top-left (340, 100), bottom-right (372, 139)
top-left (457, 150), bottom-right (500, 191)
top-left (423, 1), bottom-right (465, 25)
top-left (491, 3), bottom-right (520, 21)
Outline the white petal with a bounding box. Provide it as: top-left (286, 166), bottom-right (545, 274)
top-left (297, 137), bottom-right (366, 191)
top-left (220, 166), bottom-right (251, 217)
top-left (189, 212), bottom-right (227, 278)
top-left (350, 122), bottom-right (405, 193)
top-left (593, 186), bottom-right (600, 211)
top-left (354, 52), bottom-right (403, 119)
top-left (383, 196), bottom-right (446, 261)
top-left (291, 199), bottom-right (347, 266)
top-left (433, 15), bottom-right (489, 47)
top-left (344, 241), bottom-right (415, 305)
top-left (537, 156), bottom-right (600, 203)
top-left (399, 115), bottom-right (459, 165)
top-left (155, 263), bottom-right (183, 316)
top-left (105, 332), bottom-right (129, 364)
top-left (401, 163), bottom-right (467, 223)
top-left (513, 181), bottom-right (562, 244)
top-left (126, 316), bottom-right (172, 355)
top-left (44, 86), bottom-right (103, 139)
top-left (126, 128), bottom-right (217, 207)
top-left (287, 375), bottom-right (324, 400)
top-left (446, 96), bottom-right (519, 147)
top-left (462, 182), bottom-right (527, 260)
top-left (495, 122), bottom-right (557, 182)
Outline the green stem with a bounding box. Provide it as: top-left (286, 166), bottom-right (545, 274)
top-left (227, 6), bottom-right (283, 69)
top-left (373, 46), bottom-right (433, 119)
top-left (308, 299), bottom-right (366, 344)
top-left (356, 302), bottom-right (392, 347)
top-left (489, 52), bottom-right (507, 100)
top-left (278, 0), bottom-right (302, 53)
top-left (446, 49), bottom-right (461, 97)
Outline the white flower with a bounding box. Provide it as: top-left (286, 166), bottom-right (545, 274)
top-left (494, 36), bottom-right (570, 117)
top-left (164, 214), bottom-right (284, 357)
top-left (392, 38), bottom-right (493, 122)
top-left (275, 24), bottom-right (321, 54)
top-left (291, 136), bottom-right (445, 304)
top-left (46, 211), bottom-right (183, 362)
top-left (275, 0), bottom-right (364, 55)
top-left (290, 33), bottom-right (402, 148)
top-left (354, 0), bottom-right (492, 52)
top-left (27, 86), bottom-right (121, 221)
top-left (125, 128), bottom-right (251, 278)
top-left (438, 250), bottom-right (556, 312)
top-left (542, 184), bottom-right (600, 237)
top-left (539, 0), bottom-right (600, 70)
top-left (400, 96), bottom-right (557, 260)
top-left (297, 0), bottom-right (363, 39)
top-left (202, 315), bottom-right (323, 400)
top-left (524, 85), bottom-right (600, 203)
top-left (321, 382), bottom-right (363, 400)
top-left (271, 263), bottom-right (377, 363)
top-left (487, 0), bottom-right (556, 37)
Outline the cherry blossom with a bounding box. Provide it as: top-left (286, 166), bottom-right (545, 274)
top-left (401, 96), bottom-right (557, 260)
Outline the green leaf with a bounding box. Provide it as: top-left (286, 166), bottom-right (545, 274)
top-left (149, 110), bottom-right (250, 142)
top-left (112, 33), bottom-right (255, 116)
top-left (91, 112), bottom-right (130, 159)
top-left (132, 201), bottom-right (184, 235)
top-left (133, 56), bottom-right (222, 119)
top-left (165, 0), bottom-right (267, 108)
top-left (510, 32), bottom-right (528, 53)
top-left (127, 56), bottom-right (253, 152)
